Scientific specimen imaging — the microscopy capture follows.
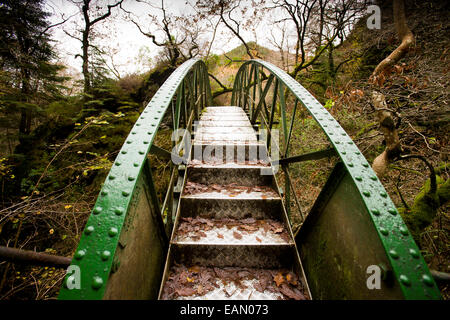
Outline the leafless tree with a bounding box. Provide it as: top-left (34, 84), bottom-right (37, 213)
top-left (270, 0), bottom-right (367, 78)
top-left (127, 0), bottom-right (204, 68)
top-left (65, 0), bottom-right (124, 94)
top-left (195, 0), bottom-right (266, 60)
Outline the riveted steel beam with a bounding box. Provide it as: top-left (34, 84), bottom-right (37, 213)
top-left (231, 59), bottom-right (442, 300)
top-left (277, 148), bottom-right (337, 165)
top-left (58, 59), bottom-right (211, 300)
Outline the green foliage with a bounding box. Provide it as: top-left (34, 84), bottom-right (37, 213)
top-left (400, 174), bottom-right (450, 244)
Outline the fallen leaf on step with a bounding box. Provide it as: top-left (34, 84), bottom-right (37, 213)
top-left (217, 233), bottom-right (224, 239)
top-left (273, 272), bottom-right (285, 287)
top-left (175, 287), bottom-right (196, 297)
top-left (189, 266), bottom-right (201, 273)
top-left (255, 236), bottom-right (262, 243)
top-left (233, 231), bottom-right (242, 239)
top-left (286, 272), bottom-right (298, 286)
top-left (279, 284), bottom-right (306, 300)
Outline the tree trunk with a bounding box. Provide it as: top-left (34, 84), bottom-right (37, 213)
top-left (82, 2), bottom-right (91, 94)
top-left (371, 0), bottom-right (415, 79)
top-left (371, 92), bottom-right (402, 177)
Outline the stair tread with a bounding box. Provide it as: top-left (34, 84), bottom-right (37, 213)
top-left (160, 265), bottom-right (308, 300)
top-left (188, 161), bottom-right (270, 169)
top-left (181, 190), bottom-right (280, 200)
top-left (173, 217), bottom-right (292, 245)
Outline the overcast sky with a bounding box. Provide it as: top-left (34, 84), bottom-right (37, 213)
top-left (44, 0), bottom-right (284, 77)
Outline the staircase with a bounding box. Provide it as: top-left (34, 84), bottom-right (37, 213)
top-left (158, 106), bottom-right (311, 300)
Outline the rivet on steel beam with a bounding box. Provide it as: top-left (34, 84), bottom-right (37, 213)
top-left (101, 251), bottom-right (111, 261)
top-left (409, 248), bottom-right (419, 259)
top-left (380, 191), bottom-right (388, 198)
top-left (355, 176), bottom-right (362, 181)
top-left (121, 151), bottom-right (127, 154)
top-left (389, 249), bottom-right (399, 259)
top-left (93, 207), bottom-right (102, 214)
top-left (126, 141), bottom-right (132, 144)
top-left (115, 162), bottom-right (121, 166)
top-left (399, 275), bottom-right (411, 286)
top-left (363, 191), bottom-right (370, 197)
top-left (388, 208), bottom-right (397, 215)
top-left (380, 227), bottom-right (388, 236)
top-left (101, 191), bottom-right (108, 196)
top-left (114, 208), bottom-right (124, 216)
top-left (400, 226), bottom-right (409, 236)
top-left (122, 191), bottom-right (130, 197)
top-left (109, 227), bottom-right (118, 237)
top-left (363, 163), bottom-right (369, 168)
top-left (370, 176), bottom-right (377, 181)
top-left (422, 274), bottom-right (434, 287)
top-left (74, 250), bottom-right (86, 260)
top-left (85, 226), bottom-right (94, 234)
top-left (92, 276), bottom-right (103, 290)
top-left (138, 151), bottom-right (145, 155)
top-left (108, 175), bottom-right (115, 180)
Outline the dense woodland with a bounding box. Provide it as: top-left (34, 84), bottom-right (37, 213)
top-left (0, 0), bottom-right (448, 299)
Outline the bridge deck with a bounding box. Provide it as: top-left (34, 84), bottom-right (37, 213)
top-left (159, 106), bottom-right (310, 300)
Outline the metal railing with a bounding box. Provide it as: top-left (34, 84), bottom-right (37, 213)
top-left (58, 59), bottom-right (212, 299)
top-left (231, 59), bottom-right (441, 300)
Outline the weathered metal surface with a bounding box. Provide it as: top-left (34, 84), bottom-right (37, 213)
top-left (232, 60), bottom-right (442, 299)
top-left (174, 222), bottom-right (292, 245)
top-left (297, 162), bottom-right (404, 299)
top-left (180, 197), bottom-right (282, 220)
top-left (102, 168), bottom-right (166, 299)
top-left (187, 166), bottom-right (272, 186)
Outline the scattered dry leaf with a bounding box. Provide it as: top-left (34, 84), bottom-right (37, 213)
top-left (273, 272), bottom-right (285, 287)
top-left (233, 231), bottom-right (243, 239)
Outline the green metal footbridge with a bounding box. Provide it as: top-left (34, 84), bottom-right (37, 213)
top-left (55, 59), bottom-right (441, 300)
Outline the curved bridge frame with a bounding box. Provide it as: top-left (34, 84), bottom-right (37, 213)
top-left (58, 58), bottom-right (441, 300)
top-left (58, 59), bottom-right (211, 299)
top-left (231, 59), bottom-right (440, 299)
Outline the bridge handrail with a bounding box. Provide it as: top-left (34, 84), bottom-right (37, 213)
top-left (58, 58), bottom-right (212, 299)
top-left (231, 59), bottom-right (441, 299)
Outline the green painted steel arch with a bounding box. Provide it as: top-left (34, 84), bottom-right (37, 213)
top-left (231, 59), bottom-right (441, 300)
top-left (58, 59), bottom-right (211, 299)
